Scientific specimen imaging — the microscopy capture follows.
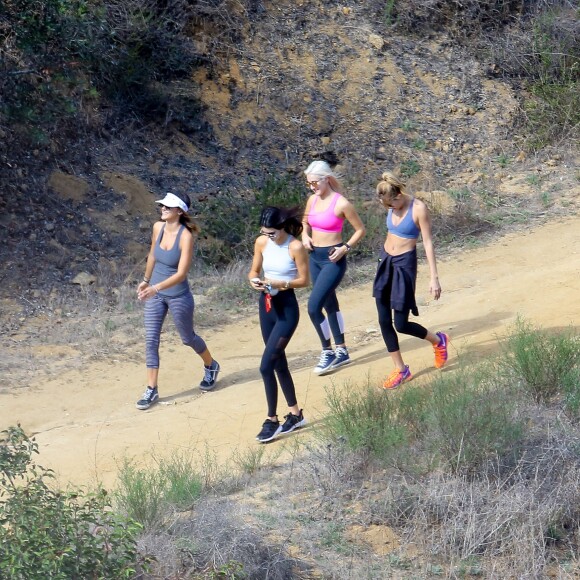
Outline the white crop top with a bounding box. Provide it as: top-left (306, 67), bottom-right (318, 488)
top-left (262, 236), bottom-right (297, 282)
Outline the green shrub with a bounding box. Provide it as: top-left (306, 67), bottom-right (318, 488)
top-left (115, 451), bottom-right (205, 529)
top-left (0, 426), bottom-right (142, 579)
top-left (323, 360), bottom-right (528, 474)
top-left (196, 176), bottom-right (307, 265)
top-left (501, 318), bottom-right (580, 403)
top-left (562, 366), bottom-right (580, 419)
top-left (115, 459), bottom-right (168, 529)
top-left (426, 368), bottom-right (525, 472)
top-left (323, 381), bottom-right (411, 462)
top-left (399, 159), bottom-right (421, 178)
top-left (0, 0), bottom-right (232, 146)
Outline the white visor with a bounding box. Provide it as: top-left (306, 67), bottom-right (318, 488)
top-left (155, 192), bottom-right (188, 213)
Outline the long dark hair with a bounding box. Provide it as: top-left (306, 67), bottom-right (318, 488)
top-left (173, 192), bottom-right (199, 234)
top-left (260, 206), bottom-right (303, 238)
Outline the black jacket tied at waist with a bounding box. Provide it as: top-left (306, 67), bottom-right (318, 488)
top-left (372, 247), bottom-right (419, 316)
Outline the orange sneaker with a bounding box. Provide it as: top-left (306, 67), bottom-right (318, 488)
top-left (383, 365), bottom-right (413, 390)
top-left (434, 332), bottom-right (449, 369)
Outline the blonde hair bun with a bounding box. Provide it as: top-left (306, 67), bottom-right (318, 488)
top-left (381, 172), bottom-right (406, 189)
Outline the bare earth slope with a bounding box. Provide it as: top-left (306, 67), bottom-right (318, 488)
top-left (3, 215), bottom-right (579, 488)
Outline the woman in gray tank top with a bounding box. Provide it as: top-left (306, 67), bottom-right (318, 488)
top-left (135, 192), bottom-right (220, 410)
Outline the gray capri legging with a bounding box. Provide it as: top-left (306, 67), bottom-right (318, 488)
top-left (144, 290), bottom-right (207, 368)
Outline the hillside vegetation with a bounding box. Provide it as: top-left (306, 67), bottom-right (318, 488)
top-left (1, 0), bottom-right (578, 341)
top-left (1, 3), bottom-right (579, 577)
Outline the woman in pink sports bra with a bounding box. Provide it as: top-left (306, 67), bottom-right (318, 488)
top-left (302, 159), bottom-right (366, 376)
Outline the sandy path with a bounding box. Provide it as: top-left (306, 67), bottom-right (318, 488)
top-left (3, 216), bottom-right (580, 489)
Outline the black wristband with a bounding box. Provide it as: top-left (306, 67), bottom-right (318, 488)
top-left (344, 243), bottom-right (351, 252)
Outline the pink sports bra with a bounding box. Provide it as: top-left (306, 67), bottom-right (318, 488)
top-left (308, 192), bottom-right (344, 233)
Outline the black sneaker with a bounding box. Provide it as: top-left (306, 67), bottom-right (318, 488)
top-left (136, 386), bottom-right (159, 410)
top-left (199, 360), bottom-right (220, 391)
top-left (256, 419), bottom-right (282, 443)
top-left (280, 410), bottom-right (306, 435)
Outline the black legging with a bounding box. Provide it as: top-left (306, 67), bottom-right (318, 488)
top-left (259, 290), bottom-right (300, 417)
top-left (376, 279), bottom-right (428, 352)
top-left (307, 245), bottom-right (347, 348)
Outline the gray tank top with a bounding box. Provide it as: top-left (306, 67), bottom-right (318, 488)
top-left (150, 224), bottom-right (189, 297)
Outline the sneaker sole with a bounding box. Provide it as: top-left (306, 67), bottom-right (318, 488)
top-left (280, 418), bottom-right (307, 435)
top-left (383, 374), bottom-right (413, 390)
top-left (329, 358), bottom-right (351, 371)
top-left (314, 364), bottom-right (336, 376)
top-left (199, 382), bottom-right (217, 391)
top-left (256, 426), bottom-right (282, 443)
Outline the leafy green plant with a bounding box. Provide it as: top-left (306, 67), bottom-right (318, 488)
top-left (494, 154), bottom-right (510, 167)
top-left (561, 366), bottom-right (580, 419)
top-left (539, 190), bottom-right (552, 207)
top-left (323, 381), bottom-right (410, 462)
top-left (412, 137), bottom-right (427, 150)
top-left (399, 159), bottom-right (421, 178)
top-left (526, 174), bottom-right (541, 187)
top-left (0, 426), bottom-right (142, 579)
top-left (400, 118), bottom-right (415, 132)
top-left (208, 561), bottom-right (247, 579)
top-left (196, 176), bottom-right (307, 265)
top-left (231, 446), bottom-right (269, 476)
top-left (384, 0), bottom-right (397, 26)
top-left (501, 318), bottom-right (580, 403)
top-left (115, 451), bottom-right (204, 528)
top-left (448, 188), bottom-right (472, 203)
top-left (521, 7), bottom-right (580, 149)
top-left (427, 367), bottom-right (525, 472)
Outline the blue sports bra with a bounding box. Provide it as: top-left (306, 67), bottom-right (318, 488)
top-left (387, 198), bottom-right (420, 239)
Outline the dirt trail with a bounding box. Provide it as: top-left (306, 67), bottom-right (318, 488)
top-left (4, 216), bottom-right (580, 489)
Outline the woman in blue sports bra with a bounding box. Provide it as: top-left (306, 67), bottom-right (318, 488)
top-left (374, 172), bottom-right (449, 389)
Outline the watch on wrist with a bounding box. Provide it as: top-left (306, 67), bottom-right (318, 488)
top-left (344, 243), bottom-right (351, 252)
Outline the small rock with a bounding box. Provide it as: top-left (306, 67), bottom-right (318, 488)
top-left (72, 272), bottom-right (97, 286)
top-left (341, 6), bottom-right (351, 15)
top-left (368, 34), bottom-right (384, 50)
top-left (321, 136), bottom-right (331, 145)
top-left (515, 151), bottom-right (526, 162)
top-left (468, 173), bottom-right (484, 184)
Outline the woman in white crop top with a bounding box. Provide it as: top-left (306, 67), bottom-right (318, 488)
top-left (248, 206), bottom-right (309, 443)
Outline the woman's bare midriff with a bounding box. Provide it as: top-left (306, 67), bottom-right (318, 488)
top-left (312, 231), bottom-right (343, 247)
top-left (384, 233), bottom-right (417, 256)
